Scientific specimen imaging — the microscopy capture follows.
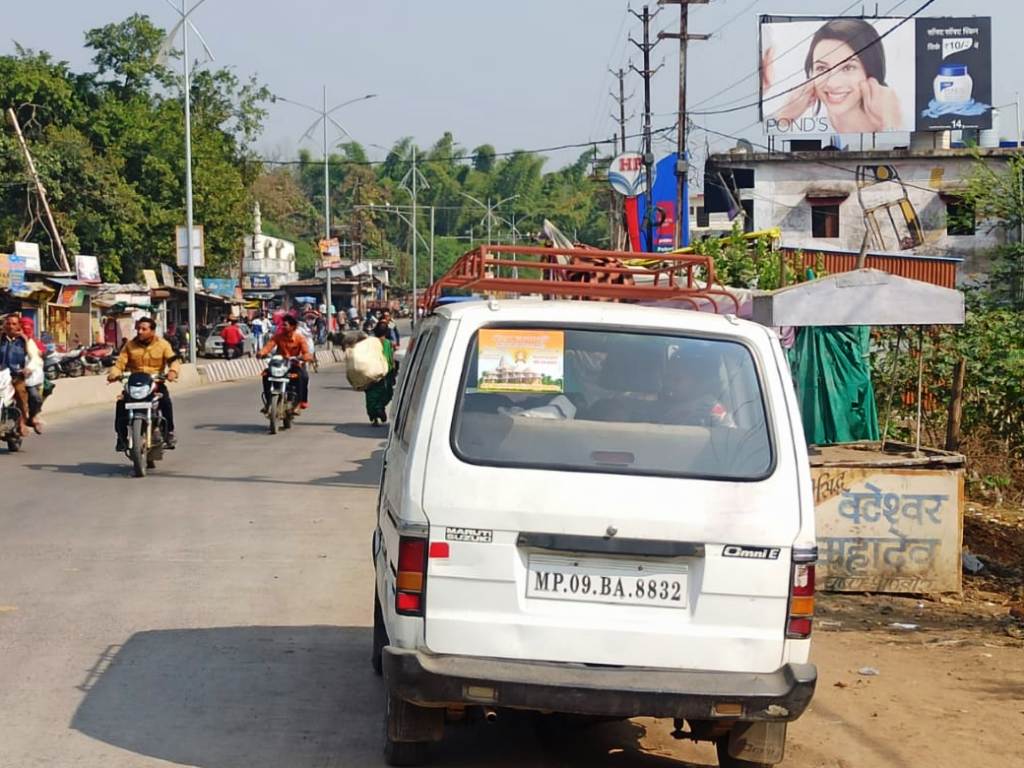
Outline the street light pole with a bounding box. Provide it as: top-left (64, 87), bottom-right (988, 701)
top-left (411, 146), bottom-right (418, 328)
top-left (272, 90), bottom-right (376, 336)
top-left (322, 84), bottom-right (332, 341)
top-left (181, 0), bottom-right (197, 364)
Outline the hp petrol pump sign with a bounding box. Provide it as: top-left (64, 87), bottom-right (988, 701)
top-left (609, 153), bottom-right (650, 197)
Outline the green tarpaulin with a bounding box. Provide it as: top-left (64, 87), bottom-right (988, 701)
top-left (788, 326), bottom-right (880, 445)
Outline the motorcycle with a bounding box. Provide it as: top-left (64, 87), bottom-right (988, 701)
top-left (43, 346), bottom-right (63, 380)
top-left (121, 372), bottom-right (168, 477)
top-left (83, 342), bottom-right (117, 374)
top-left (44, 346), bottom-right (85, 379)
top-left (0, 369), bottom-right (24, 453)
top-left (262, 355), bottom-right (301, 434)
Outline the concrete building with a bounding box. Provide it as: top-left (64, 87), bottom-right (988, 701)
top-left (241, 203), bottom-right (298, 294)
top-left (707, 140), bottom-right (1019, 283)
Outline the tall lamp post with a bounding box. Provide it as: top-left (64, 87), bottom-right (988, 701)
top-left (273, 89), bottom-right (376, 337)
top-left (158, 0), bottom-right (216, 363)
top-left (458, 192), bottom-right (519, 245)
top-left (360, 202), bottom-right (436, 281)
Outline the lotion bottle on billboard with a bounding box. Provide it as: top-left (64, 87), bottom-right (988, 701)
top-left (933, 65), bottom-right (973, 104)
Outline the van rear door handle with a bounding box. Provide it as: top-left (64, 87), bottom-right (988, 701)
top-left (516, 532), bottom-right (704, 558)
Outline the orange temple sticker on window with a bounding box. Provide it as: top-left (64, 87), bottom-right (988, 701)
top-left (477, 329), bottom-right (565, 393)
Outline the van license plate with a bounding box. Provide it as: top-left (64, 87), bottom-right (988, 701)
top-left (526, 554), bottom-right (687, 609)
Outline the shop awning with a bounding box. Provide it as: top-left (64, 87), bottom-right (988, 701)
top-left (51, 286), bottom-right (89, 307)
top-left (751, 269), bottom-right (965, 327)
top-left (11, 281), bottom-right (54, 300)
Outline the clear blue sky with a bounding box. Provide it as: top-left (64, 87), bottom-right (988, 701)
top-left (3, 1), bottom-right (1019, 167)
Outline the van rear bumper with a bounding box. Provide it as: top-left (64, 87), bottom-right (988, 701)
top-left (383, 646), bottom-right (816, 722)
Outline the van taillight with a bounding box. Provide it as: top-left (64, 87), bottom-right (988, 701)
top-left (786, 551), bottom-right (816, 639)
top-left (396, 537), bottom-right (427, 616)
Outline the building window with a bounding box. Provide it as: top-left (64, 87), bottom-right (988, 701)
top-left (811, 204), bottom-right (840, 238)
top-left (946, 197), bottom-right (976, 236)
top-left (696, 206), bottom-right (709, 228)
top-left (741, 199), bottom-right (754, 233)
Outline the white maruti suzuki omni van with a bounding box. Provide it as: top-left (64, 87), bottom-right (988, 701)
top-left (372, 299), bottom-right (817, 767)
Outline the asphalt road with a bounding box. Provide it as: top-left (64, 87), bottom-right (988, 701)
top-left (0, 368), bottom-right (726, 768)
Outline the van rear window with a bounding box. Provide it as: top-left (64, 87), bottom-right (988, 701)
top-left (451, 327), bottom-right (773, 480)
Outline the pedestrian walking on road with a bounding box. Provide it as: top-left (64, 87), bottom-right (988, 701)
top-left (380, 309), bottom-right (400, 350)
top-left (364, 322), bottom-right (396, 426)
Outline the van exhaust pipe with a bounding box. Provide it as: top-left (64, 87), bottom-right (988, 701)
top-left (482, 707), bottom-right (498, 723)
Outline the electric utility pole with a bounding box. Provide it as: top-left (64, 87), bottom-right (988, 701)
top-left (630, 4), bottom-right (663, 253)
top-left (658, 0), bottom-right (709, 249)
top-left (609, 67), bottom-right (635, 250)
top-left (610, 67), bottom-right (634, 154)
top-left (6, 108), bottom-right (70, 272)
top-left (400, 149), bottom-right (428, 327)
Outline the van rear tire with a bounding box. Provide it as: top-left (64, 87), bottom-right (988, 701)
top-left (716, 737), bottom-right (772, 768)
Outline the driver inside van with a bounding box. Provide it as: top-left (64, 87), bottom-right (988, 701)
top-left (660, 352), bottom-right (733, 427)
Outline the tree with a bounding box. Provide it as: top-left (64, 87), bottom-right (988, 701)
top-left (953, 153), bottom-right (1024, 308)
top-left (83, 14), bottom-right (174, 97)
top-left (472, 144), bottom-right (496, 173)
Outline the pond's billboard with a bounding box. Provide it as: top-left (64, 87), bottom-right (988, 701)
top-left (760, 16), bottom-right (991, 136)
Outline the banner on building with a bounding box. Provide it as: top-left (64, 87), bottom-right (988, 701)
top-left (249, 274), bottom-right (272, 289)
top-left (160, 263), bottom-right (176, 287)
top-left (0, 254), bottom-right (27, 292)
top-left (13, 241), bottom-right (41, 271)
top-left (759, 16), bottom-right (991, 136)
top-left (75, 254), bottom-right (101, 283)
top-left (142, 269), bottom-right (160, 290)
top-left (202, 278), bottom-right (238, 298)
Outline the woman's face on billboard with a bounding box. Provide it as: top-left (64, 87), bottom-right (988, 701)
top-left (810, 40), bottom-right (866, 118)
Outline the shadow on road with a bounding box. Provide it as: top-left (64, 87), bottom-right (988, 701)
top-left (71, 626), bottom-right (383, 768)
top-left (193, 422), bottom-right (270, 435)
top-left (24, 449), bottom-right (383, 488)
top-left (70, 626), bottom-right (705, 768)
top-left (24, 461), bottom-right (127, 478)
top-left (333, 422), bottom-right (388, 439)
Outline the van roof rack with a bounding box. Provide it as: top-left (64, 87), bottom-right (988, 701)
top-left (421, 245), bottom-right (740, 314)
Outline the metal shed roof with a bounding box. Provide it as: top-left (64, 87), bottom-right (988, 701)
top-left (750, 269), bottom-right (965, 327)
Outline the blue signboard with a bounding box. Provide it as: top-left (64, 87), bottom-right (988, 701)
top-left (636, 153), bottom-right (690, 252)
top-left (249, 274), bottom-right (272, 289)
top-left (0, 253), bottom-right (27, 293)
top-left (202, 278), bottom-right (238, 298)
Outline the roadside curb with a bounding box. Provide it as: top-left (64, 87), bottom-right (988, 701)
top-left (40, 348), bottom-right (348, 416)
top-left (197, 348), bottom-right (346, 383)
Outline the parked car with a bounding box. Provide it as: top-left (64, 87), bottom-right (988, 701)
top-left (202, 322), bottom-right (256, 358)
top-left (372, 300), bottom-right (817, 766)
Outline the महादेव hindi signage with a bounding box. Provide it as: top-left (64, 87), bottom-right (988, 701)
top-left (812, 466), bottom-right (963, 594)
top-left (759, 15), bottom-right (992, 136)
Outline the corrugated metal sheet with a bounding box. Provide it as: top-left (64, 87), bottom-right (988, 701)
top-left (781, 247), bottom-right (959, 289)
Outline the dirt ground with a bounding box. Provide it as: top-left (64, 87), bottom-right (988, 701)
top-left (628, 503), bottom-right (1024, 768)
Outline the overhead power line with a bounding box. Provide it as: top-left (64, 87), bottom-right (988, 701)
top-left (248, 123), bottom-right (679, 169)
top-left (691, 121), bottom-right (948, 199)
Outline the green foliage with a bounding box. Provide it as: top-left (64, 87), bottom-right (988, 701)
top-left (692, 225), bottom-right (821, 290)
top-left (253, 137), bottom-right (612, 290)
top-left (0, 14), bottom-right (268, 279)
top-left (953, 152), bottom-right (1024, 307)
top-left (873, 307), bottom-right (1024, 462)
top-left (870, 153), bottom-right (1024, 501)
